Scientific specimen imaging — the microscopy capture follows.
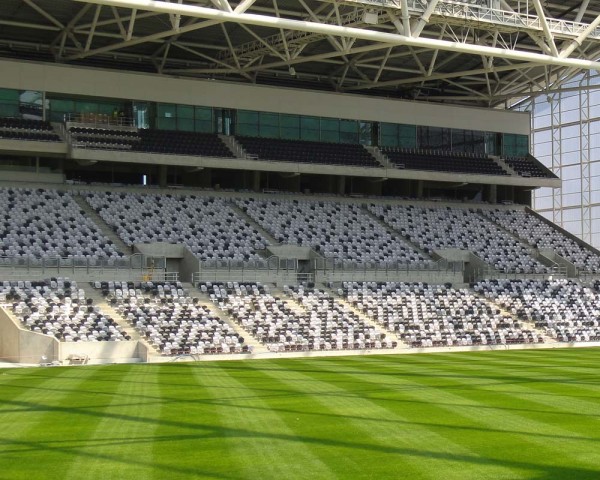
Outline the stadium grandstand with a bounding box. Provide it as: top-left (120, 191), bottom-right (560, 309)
top-left (1, 0), bottom-right (600, 365)
top-left (4, 2), bottom-right (600, 479)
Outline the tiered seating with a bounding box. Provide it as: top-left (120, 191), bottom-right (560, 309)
top-left (69, 126), bottom-right (140, 150)
top-left (475, 279), bottom-right (600, 342)
top-left (383, 148), bottom-right (507, 175)
top-left (481, 208), bottom-right (600, 273)
top-left (0, 188), bottom-right (123, 262)
top-left (84, 192), bottom-right (267, 263)
top-left (0, 118), bottom-right (61, 142)
top-left (235, 197), bottom-right (430, 266)
top-left (341, 281), bottom-right (543, 347)
top-left (236, 136), bottom-right (381, 167)
top-left (134, 130), bottom-right (235, 157)
top-left (96, 281), bottom-right (247, 355)
top-left (368, 203), bottom-right (547, 273)
top-left (504, 156), bottom-right (555, 178)
top-left (0, 279), bottom-right (130, 342)
top-left (203, 282), bottom-right (395, 352)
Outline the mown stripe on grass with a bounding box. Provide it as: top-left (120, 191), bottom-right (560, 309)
top-left (241, 358), bottom-right (518, 480)
top-left (62, 364), bottom-right (161, 480)
top-left (192, 361), bottom-right (336, 480)
top-left (0, 365), bottom-right (127, 479)
top-left (328, 354), bottom-right (600, 478)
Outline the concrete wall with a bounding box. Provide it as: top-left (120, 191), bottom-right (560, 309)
top-left (0, 307), bottom-right (58, 363)
top-left (180, 248), bottom-right (201, 283)
top-left (0, 170), bottom-right (65, 184)
top-left (267, 245), bottom-right (314, 260)
top-left (0, 58), bottom-right (530, 135)
top-left (58, 341), bottom-right (142, 364)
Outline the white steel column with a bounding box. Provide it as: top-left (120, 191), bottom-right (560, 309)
top-left (550, 93), bottom-right (563, 226)
top-left (580, 73), bottom-right (592, 244)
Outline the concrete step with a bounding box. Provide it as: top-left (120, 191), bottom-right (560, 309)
top-left (73, 194), bottom-right (132, 255)
top-left (364, 145), bottom-right (392, 168)
top-left (361, 205), bottom-right (431, 258)
top-left (84, 285), bottom-right (161, 356)
top-left (194, 289), bottom-right (268, 353)
top-left (229, 201), bottom-right (280, 245)
top-left (321, 285), bottom-right (406, 349)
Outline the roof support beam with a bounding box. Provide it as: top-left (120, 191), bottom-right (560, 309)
top-left (65, 17), bottom-right (223, 60)
top-left (411, 0), bottom-right (439, 38)
top-left (234, 0), bottom-right (257, 14)
top-left (71, 0), bottom-right (600, 72)
top-left (85, 5), bottom-right (102, 52)
top-left (22, 0), bottom-right (64, 29)
top-left (560, 14), bottom-right (600, 58)
top-left (575, 0), bottom-right (591, 23)
top-left (531, 0), bottom-right (559, 57)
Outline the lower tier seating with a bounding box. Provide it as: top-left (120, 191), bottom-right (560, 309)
top-left (96, 281), bottom-right (247, 355)
top-left (340, 281), bottom-right (543, 347)
top-left (202, 282), bottom-right (396, 352)
top-left (481, 208), bottom-right (600, 273)
top-left (474, 279), bottom-right (600, 342)
top-left (0, 279), bottom-right (130, 342)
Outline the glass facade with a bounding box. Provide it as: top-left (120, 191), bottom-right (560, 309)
top-left (236, 110), bottom-right (368, 144)
top-left (47, 96), bottom-right (125, 122)
top-left (155, 103), bottom-right (214, 132)
top-left (530, 71), bottom-right (600, 247)
top-left (0, 88), bottom-right (44, 120)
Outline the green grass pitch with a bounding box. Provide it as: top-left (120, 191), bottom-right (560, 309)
top-left (1, 348), bottom-right (599, 480)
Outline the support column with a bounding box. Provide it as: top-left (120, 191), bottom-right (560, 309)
top-left (158, 165), bottom-right (168, 188)
top-left (252, 170), bottom-right (261, 192)
top-left (489, 184), bottom-right (497, 204)
top-left (337, 175), bottom-right (346, 195)
top-left (416, 180), bottom-right (424, 198)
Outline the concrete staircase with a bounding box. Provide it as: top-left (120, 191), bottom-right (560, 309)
top-left (279, 285), bottom-right (405, 350)
top-left (361, 205), bottom-right (431, 258)
top-left (229, 200), bottom-right (280, 245)
top-left (490, 155), bottom-right (516, 175)
top-left (73, 194), bottom-right (132, 255)
top-left (475, 211), bottom-right (559, 271)
top-left (470, 288), bottom-right (556, 344)
top-left (322, 284), bottom-right (405, 349)
top-left (218, 134), bottom-right (246, 158)
top-left (364, 145), bottom-right (392, 168)
top-left (192, 287), bottom-right (268, 353)
top-left (84, 286), bottom-right (162, 358)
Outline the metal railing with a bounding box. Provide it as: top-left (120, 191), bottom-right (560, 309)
top-left (0, 253), bottom-right (144, 273)
top-left (64, 112), bottom-right (136, 128)
top-left (314, 257), bottom-right (463, 273)
top-left (472, 265), bottom-right (568, 282)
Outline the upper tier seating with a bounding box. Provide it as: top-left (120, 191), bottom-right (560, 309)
top-left (475, 279), bottom-right (600, 342)
top-left (0, 118), bottom-right (61, 142)
top-left (368, 203), bottom-right (548, 273)
top-left (84, 192), bottom-right (267, 263)
top-left (69, 126), bottom-right (141, 150)
top-left (95, 281), bottom-right (247, 355)
top-left (503, 156), bottom-right (555, 178)
top-left (0, 188), bottom-right (123, 262)
top-left (0, 279), bottom-right (131, 342)
top-left (382, 148), bottom-right (508, 176)
top-left (481, 208), bottom-right (600, 273)
top-left (235, 136), bottom-right (381, 167)
top-left (203, 282), bottom-right (395, 352)
top-left (341, 281), bottom-right (542, 347)
top-left (134, 130), bottom-right (235, 157)
top-left (235, 197), bottom-right (430, 266)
